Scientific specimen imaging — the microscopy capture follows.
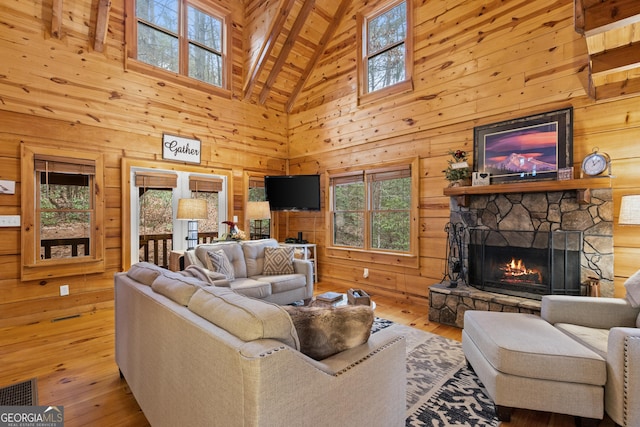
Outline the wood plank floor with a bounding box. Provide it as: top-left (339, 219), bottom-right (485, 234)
top-left (0, 281), bottom-right (615, 427)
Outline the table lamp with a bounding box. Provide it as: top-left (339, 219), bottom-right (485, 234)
top-left (246, 201), bottom-right (271, 239)
top-left (619, 195), bottom-right (640, 225)
top-left (177, 198), bottom-right (208, 249)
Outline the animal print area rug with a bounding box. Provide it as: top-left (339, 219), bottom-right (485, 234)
top-left (372, 318), bottom-right (500, 427)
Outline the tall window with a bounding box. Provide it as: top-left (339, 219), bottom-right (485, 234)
top-left (128, 0), bottom-right (231, 91)
top-left (330, 163), bottom-right (413, 253)
top-left (21, 145), bottom-right (105, 281)
top-left (357, 0), bottom-right (413, 104)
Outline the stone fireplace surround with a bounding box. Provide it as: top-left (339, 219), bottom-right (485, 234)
top-left (429, 185), bottom-right (613, 328)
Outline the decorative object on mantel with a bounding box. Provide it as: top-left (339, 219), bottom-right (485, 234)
top-left (222, 220), bottom-right (247, 241)
top-left (177, 198), bottom-right (208, 250)
top-left (443, 149), bottom-right (471, 187)
top-left (619, 194), bottom-right (640, 226)
top-left (580, 147), bottom-right (611, 178)
top-left (442, 222), bottom-right (466, 288)
top-left (473, 107), bottom-right (573, 184)
top-left (472, 171), bottom-right (490, 186)
top-left (557, 167), bottom-right (574, 181)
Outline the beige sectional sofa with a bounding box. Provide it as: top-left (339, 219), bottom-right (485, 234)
top-left (115, 263), bottom-right (407, 427)
top-left (184, 238), bottom-right (314, 305)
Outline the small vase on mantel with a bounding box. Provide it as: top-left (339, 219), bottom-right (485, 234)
top-left (449, 177), bottom-right (471, 187)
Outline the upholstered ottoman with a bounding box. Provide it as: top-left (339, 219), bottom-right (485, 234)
top-left (462, 311), bottom-right (606, 425)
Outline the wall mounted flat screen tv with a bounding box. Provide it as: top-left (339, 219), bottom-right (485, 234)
top-left (265, 175), bottom-right (321, 211)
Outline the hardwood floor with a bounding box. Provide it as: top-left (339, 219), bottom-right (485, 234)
top-left (0, 282), bottom-right (615, 427)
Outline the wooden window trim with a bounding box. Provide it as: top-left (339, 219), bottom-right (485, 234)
top-left (121, 158), bottom-right (234, 271)
top-left (124, 0), bottom-right (233, 98)
top-left (356, 0), bottom-right (414, 106)
top-left (326, 158), bottom-right (419, 268)
top-left (21, 144), bottom-right (105, 281)
top-left (189, 176), bottom-right (223, 192)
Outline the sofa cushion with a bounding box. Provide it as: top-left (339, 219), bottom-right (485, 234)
top-left (194, 242), bottom-right (247, 278)
top-left (241, 239), bottom-right (279, 276)
top-left (229, 277), bottom-right (272, 299)
top-left (255, 274), bottom-right (306, 293)
top-left (624, 268), bottom-right (640, 308)
top-left (151, 273), bottom-right (209, 306)
top-left (282, 305), bottom-right (374, 360)
top-left (126, 262), bottom-right (166, 286)
top-left (188, 286), bottom-right (299, 350)
top-left (554, 323), bottom-right (609, 359)
top-left (207, 250), bottom-right (235, 280)
top-left (263, 246), bottom-right (295, 275)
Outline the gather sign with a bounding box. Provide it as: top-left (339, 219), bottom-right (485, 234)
top-left (162, 133), bottom-right (201, 164)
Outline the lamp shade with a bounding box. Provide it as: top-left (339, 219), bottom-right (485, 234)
top-left (619, 195), bottom-right (640, 225)
top-left (246, 201), bottom-right (271, 220)
top-left (176, 198), bottom-right (208, 220)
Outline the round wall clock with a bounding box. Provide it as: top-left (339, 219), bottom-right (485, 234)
top-left (581, 148), bottom-right (611, 177)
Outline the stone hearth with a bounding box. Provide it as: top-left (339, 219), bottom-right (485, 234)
top-left (428, 283), bottom-right (541, 328)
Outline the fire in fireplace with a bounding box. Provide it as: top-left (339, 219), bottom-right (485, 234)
top-left (501, 258), bottom-right (542, 285)
top-left (468, 229), bottom-right (582, 299)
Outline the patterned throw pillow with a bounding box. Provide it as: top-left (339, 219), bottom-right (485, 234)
top-left (263, 246), bottom-right (295, 275)
top-left (206, 250), bottom-right (235, 280)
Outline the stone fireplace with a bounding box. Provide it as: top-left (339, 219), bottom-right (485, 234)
top-left (451, 188), bottom-right (613, 297)
top-left (429, 186), bottom-right (613, 328)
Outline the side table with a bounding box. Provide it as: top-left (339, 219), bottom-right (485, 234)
top-left (169, 250), bottom-right (185, 272)
top-left (280, 242), bottom-right (317, 283)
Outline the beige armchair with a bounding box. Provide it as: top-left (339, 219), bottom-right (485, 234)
top-left (541, 295), bottom-right (640, 427)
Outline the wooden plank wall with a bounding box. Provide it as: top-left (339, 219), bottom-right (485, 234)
top-left (0, 0), bottom-right (287, 326)
top-left (1, 0), bottom-right (639, 326)
top-left (287, 0), bottom-right (640, 301)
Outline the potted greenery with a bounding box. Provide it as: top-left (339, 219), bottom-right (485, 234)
top-left (443, 149), bottom-right (471, 187)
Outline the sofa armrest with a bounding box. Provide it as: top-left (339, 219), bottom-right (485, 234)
top-left (293, 258), bottom-right (314, 288)
top-left (605, 327), bottom-right (640, 426)
top-left (541, 295), bottom-right (640, 329)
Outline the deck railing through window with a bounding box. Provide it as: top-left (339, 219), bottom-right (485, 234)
top-left (138, 232), bottom-right (219, 268)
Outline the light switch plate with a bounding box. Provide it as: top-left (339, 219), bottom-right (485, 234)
top-left (0, 215), bottom-right (20, 227)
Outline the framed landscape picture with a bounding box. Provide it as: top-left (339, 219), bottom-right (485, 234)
top-left (473, 107), bottom-right (573, 184)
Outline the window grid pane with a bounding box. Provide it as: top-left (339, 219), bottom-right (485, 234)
top-left (188, 6), bottom-right (222, 52)
top-left (367, 2), bottom-right (406, 54)
top-left (136, 0), bottom-right (179, 33)
top-left (368, 45), bottom-right (405, 92)
top-left (188, 44), bottom-right (222, 86)
top-left (137, 23), bottom-right (179, 72)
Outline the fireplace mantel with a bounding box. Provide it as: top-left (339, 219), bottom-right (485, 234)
top-left (443, 177), bottom-right (612, 207)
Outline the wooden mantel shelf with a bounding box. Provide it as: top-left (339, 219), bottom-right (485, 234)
top-left (444, 177), bottom-right (612, 206)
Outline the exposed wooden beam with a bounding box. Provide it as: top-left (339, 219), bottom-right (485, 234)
top-left (94, 0), bottom-right (112, 53)
top-left (286, 0), bottom-right (350, 113)
top-left (582, 0), bottom-right (640, 36)
top-left (591, 42), bottom-right (640, 76)
top-left (593, 75), bottom-right (640, 99)
top-left (52, 0), bottom-right (63, 39)
top-left (259, 0), bottom-right (316, 105)
top-left (243, 0), bottom-right (297, 100)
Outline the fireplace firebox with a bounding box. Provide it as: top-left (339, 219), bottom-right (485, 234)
top-left (468, 229), bottom-right (582, 299)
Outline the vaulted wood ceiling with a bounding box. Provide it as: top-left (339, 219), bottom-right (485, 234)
top-left (80, 0), bottom-right (640, 108)
top-left (242, 0), bottom-right (350, 113)
top-left (575, 0), bottom-right (640, 100)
